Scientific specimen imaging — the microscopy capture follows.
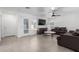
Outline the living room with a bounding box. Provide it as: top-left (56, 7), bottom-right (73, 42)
top-left (0, 7), bottom-right (79, 52)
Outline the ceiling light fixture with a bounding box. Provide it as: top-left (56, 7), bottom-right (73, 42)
top-left (51, 7), bottom-right (55, 10)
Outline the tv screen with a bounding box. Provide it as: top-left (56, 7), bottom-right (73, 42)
top-left (38, 19), bottom-right (46, 25)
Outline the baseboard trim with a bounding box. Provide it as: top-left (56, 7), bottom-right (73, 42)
top-left (1, 35), bottom-right (16, 39)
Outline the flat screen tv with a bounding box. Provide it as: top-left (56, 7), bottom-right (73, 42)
top-left (38, 19), bottom-right (46, 25)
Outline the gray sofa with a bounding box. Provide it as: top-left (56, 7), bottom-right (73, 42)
top-left (57, 33), bottom-right (79, 51)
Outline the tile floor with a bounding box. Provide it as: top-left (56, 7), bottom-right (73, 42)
top-left (0, 35), bottom-right (73, 52)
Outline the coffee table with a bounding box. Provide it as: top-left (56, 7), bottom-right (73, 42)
top-left (44, 31), bottom-right (56, 36)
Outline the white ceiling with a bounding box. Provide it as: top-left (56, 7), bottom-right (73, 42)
top-left (0, 7), bottom-right (52, 17)
top-left (0, 7), bottom-right (65, 18)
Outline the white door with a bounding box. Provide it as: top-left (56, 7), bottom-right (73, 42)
top-left (2, 14), bottom-right (17, 37)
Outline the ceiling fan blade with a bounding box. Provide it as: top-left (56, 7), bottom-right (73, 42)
top-left (25, 7), bottom-right (30, 9)
top-left (56, 15), bottom-right (61, 16)
top-left (52, 14), bottom-right (61, 17)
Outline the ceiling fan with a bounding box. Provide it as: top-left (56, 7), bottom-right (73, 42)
top-left (51, 7), bottom-right (61, 17)
top-left (52, 10), bottom-right (60, 17)
top-left (52, 10), bottom-right (61, 17)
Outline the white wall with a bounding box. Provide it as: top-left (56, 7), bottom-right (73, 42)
top-left (53, 7), bottom-right (79, 31)
top-left (0, 15), bottom-right (1, 40)
top-left (0, 9), bottom-right (18, 37)
top-left (1, 12), bottom-right (18, 37)
top-left (0, 8), bottom-right (38, 38)
top-left (0, 7), bottom-right (53, 38)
